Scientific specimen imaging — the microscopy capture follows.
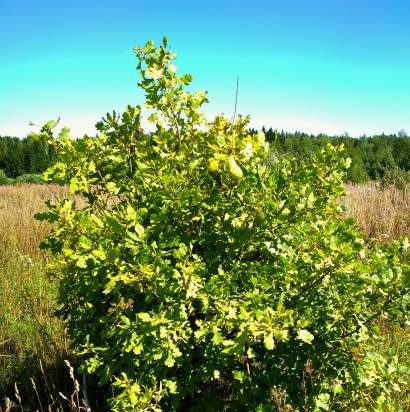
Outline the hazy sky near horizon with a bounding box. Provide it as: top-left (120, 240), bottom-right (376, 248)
top-left (1, 0), bottom-right (410, 137)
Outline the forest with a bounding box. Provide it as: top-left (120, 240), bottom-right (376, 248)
top-left (258, 128), bottom-right (410, 184)
top-left (0, 134), bottom-right (56, 179)
top-left (1, 130), bottom-right (410, 185)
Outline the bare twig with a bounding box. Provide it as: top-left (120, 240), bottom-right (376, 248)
top-left (231, 76), bottom-right (239, 125)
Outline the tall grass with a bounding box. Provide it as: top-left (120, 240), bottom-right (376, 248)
top-left (0, 185), bottom-right (69, 405)
top-left (0, 183), bottom-right (408, 411)
top-left (345, 182), bottom-right (410, 242)
top-left (345, 183), bottom-right (409, 411)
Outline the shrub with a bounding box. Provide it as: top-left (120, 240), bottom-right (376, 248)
top-left (37, 38), bottom-right (409, 411)
top-left (380, 166), bottom-right (410, 192)
top-left (15, 173), bottom-right (45, 184)
top-left (0, 169), bottom-right (45, 185)
top-left (0, 169), bottom-right (15, 185)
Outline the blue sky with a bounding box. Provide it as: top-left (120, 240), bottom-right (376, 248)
top-left (1, 0), bottom-right (410, 137)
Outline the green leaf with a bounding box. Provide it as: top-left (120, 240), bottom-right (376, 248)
top-left (297, 329), bottom-right (314, 344)
top-left (34, 211), bottom-right (58, 223)
top-left (264, 333), bottom-right (275, 350)
top-left (232, 370), bottom-right (245, 382)
top-left (164, 353), bottom-right (175, 367)
top-left (79, 235), bottom-right (93, 250)
top-left (146, 67), bottom-right (163, 79)
top-left (75, 256), bottom-right (87, 268)
top-left (137, 312), bottom-right (151, 322)
top-left (307, 192), bottom-right (316, 208)
top-left (106, 216), bottom-right (124, 234)
top-left (228, 156), bottom-right (243, 179)
top-left (165, 380), bottom-right (177, 394)
top-left (69, 177), bottom-right (79, 194)
top-left (126, 205), bottom-right (137, 221)
top-left (134, 223), bottom-right (145, 237)
top-left (106, 182), bottom-right (119, 194)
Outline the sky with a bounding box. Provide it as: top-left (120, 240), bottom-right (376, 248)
top-left (1, 0), bottom-right (410, 137)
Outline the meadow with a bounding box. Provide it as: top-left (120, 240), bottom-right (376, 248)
top-left (0, 183), bottom-right (409, 411)
top-left (0, 185), bottom-right (70, 410)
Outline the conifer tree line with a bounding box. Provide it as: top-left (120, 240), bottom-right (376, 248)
top-left (0, 134), bottom-right (56, 178)
top-left (251, 128), bottom-right (410, 184)
top-left (1, 129), bottom-right (409, 184)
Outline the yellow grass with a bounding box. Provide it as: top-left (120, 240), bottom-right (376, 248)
top-left (0, 184), bottom-right (66, 258)
top-left (0, 184), bottom-right (68, 397)
top-left (344, 182), bottom-right (410, 241)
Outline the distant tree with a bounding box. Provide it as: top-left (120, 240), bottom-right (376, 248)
top-left (0, 133), bottom-right (57, 177)
top-left (1, 124), bottom-right (409, 182)
top-left (264, 127), bottom-right (275, 143)
top-left (347, 149), bottom-right (369, 183)
top-left (392, 136), bottom-right (410, 170)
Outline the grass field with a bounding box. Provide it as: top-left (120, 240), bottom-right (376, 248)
top-left (0, 185), bottom-right (70, 409)
top-left (345, 183), bottom-right (410, 242)
top-left (0, 183), bottom-right (408, 411)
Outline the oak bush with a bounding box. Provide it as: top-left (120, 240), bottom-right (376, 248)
top-left (37, 38), bottom-right (409, 411)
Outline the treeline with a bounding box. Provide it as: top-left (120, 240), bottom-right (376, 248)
top-left (1, 130), bottom-right (410, 185)
top-left (0, 134), bottom-right (56, 178)
top-left (250, 128), bottom-right (410, 184)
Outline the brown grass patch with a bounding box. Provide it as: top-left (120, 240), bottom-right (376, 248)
top-left (0, 184), bottom-right (67, 259)
top-left (344, 183), bottom-right (410, 242)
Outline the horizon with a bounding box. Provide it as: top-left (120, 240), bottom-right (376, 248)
top-left (1, 0), bottom-right (410, 138)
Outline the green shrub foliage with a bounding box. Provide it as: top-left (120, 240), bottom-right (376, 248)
top-left (15, 173), bottom-right (44, 184)
top-left (0, 169), bottom-right (14, 185)
top-left (0, 169), bottom-right (44, 185)
top-left (37, 38), bottom-right (409, 411)
top-left (381, 166), bottom-right (410, 192)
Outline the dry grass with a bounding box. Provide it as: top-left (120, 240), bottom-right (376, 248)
top-left (0, 184), bottom-right (93, 412)
top-left (0, 184), bottom-right (66, 259)
top-left (344, 183), bottom-right (410, 411)
top-left (344, 182), bottom-right (410, 241)
top-left (0, 184), bottom-right (69, 401)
